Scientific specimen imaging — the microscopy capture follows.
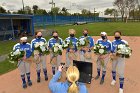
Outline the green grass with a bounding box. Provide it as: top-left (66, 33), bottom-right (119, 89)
top-left (0, 41), bottom-right (17, 56)
top-left (0, 22), bottom-right (140, 75)
top-left (0, 59), bottom-right (17, 75)
top-left (1, 22), bottom-right (140, 55)
top-left (46, 22), bottom-right (140, 39)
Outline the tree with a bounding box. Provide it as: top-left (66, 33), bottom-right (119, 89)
top-left (114, 0), bottom-right (125, 22)
top-left (61, 7), bottom-right (69, 15)
top-left (81, 9), bottom-right (91, 16)
top-left (32, 5), bottom-right (39, 14)
top-left (24, 6), bottom-right (32, 14)
top-left (125, 0), bottom-right (137, 23)
top-left (0, 6), bottom-right (7, 13)
top-left (104, 8), bottom-right (118, 21)
top-left (35, 9), bottom-right (47, 15)
top-left (51, 7), bottom-right (60, 15)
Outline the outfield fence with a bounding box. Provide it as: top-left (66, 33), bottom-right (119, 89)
top-left (33, 15), bottom-right (111, 27)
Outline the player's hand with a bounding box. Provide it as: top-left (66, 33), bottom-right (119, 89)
top-left (58, 65), bottom-right (63, 72)
top-left (22, 56), bottom-right (27, 60)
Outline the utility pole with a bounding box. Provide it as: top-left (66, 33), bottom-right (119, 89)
top-left (22, 0), bottom-right (25, 11)
top-left (49, 0), bottom-right (56, 26)
top-left (49, 0), bottom-right (55, 8)
top-left (94, 8), bottom-right (96, 22)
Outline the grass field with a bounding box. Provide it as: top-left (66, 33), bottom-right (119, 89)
top-left (0, 22), bottom-right (140, 75)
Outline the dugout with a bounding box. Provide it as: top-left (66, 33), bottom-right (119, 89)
top-left (0, 14), bottom-right (34, 40)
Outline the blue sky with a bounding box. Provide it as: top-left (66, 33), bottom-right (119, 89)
top-left (0, 0), bottom-right (114, 13)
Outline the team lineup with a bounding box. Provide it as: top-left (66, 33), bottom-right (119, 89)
top-left (11, 29), bottom-right (130, 93)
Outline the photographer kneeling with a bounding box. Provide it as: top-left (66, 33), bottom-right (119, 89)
top-left (49, 65), bottom-right (88, 93)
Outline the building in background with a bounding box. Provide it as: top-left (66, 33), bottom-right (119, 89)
top-left (0, 14), bottom-right (34, 40)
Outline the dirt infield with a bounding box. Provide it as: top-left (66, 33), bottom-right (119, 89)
top-left (0, 36), bottom-right (140, 93)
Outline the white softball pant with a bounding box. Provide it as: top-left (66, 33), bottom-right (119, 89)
top-left (112, 57), bottom-right (125, 78)
top-left (18, 61), bottom-right (30, 75)
top-left (36, 55), bottom-right (47, 71)
top-left (79, 51), bottom-right (92, 62)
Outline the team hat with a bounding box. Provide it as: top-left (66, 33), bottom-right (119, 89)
top-left (101, 32), bottom-right (107, 35)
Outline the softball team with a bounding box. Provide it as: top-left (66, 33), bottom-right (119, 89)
top-left (13, 29), bottom-right (130, 93)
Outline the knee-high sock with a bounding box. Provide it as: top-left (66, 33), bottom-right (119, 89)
top-left (26, 72), bottom-right (31, 82)
top-left (43, 69), bottom-right (48, 76)
top-left (37, 70), bottom-right (41, 78)
top-left (119, 78), bottom-right (124, 89)
top-left (52, 67), bottom-right (55, 75)
top-left (97, 69), bottom-right (101, 76)
top-left (101, 71), bottom-right (106, 80)
top-left (21, 74), bottom-right (26, 84)
top-left (112, 71), bottom-right (116, 80)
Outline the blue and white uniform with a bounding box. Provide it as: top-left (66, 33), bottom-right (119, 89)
top-left (31, 37), bottom-right (48, 81)
top-left (96, 38), bottom-right (112, 80)
top-left (65, 37), bottom-right (78, 67)
top-left (49, 71), bottom-right (88, 93)
top-left (48, 37), bottom-right (63, 75)
top-left (79, 36), bottom-right (94, 62)
top-left (13, 42), bottom-right (32, 87)
top-left (111, 39), bottom-right (128, 90)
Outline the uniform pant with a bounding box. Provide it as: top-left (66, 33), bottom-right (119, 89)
top-left (96, 55), bottom-right (110, 80)
top-left (112, 57), bottom-right (125, 89)
top-left (112, 57), bottom-right (125, 78)
top-left (96, 55), bottom-right (110, 71)
top-left (66, 52), bottom-right (78, 68)
top-left (18, 61), bottom-right (31, 84)
top-left (18, 61), bottom-right (30, 75)
top-left (79, 51), bottom-right (92, 62)
top-left (50, 53), bottom-right (61, 75)
top-left (36, 55), bottom-right (47, 71)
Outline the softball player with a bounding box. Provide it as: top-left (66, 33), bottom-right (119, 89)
top-left (95, 32), bottom-right (112, 85)
top-left (48, 31), bottom-right (63, 76)
top-left (111, 31), bottom-right (128, 93)
top-left (79, 29), bottom-right (94, 62)
top-left (13, 36), bottom-right (32, 88)
top-left (31, 31), bottom-right (48, 83)
top-left (65, 29), bottom-right (78, 69)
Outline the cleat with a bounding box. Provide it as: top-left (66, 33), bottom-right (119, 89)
top-left (23, 83), bottom-right (27, 89)
top-left (95, 75), bottom-right (100, 80)
top-left (111, 80), bottom-right (116, 86)
top-left (28, 80), bottom-right (32, 86)
top-left (100, 79), bottom-right (104, 85)
top-left (119, 88), bottom-right (123, 93)
top-left (37, 78), bottom-right (41, 83)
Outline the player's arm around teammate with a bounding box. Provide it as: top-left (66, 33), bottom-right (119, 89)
top-left (111, 31), bottom-right (128, 93)
top-left (31, 31), bottom-right (48, 83)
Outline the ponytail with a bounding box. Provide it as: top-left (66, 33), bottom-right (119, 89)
top-left (66, 66), bottom-right (80, 93)
top-left (68, 82), bottom-right (79, 93)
